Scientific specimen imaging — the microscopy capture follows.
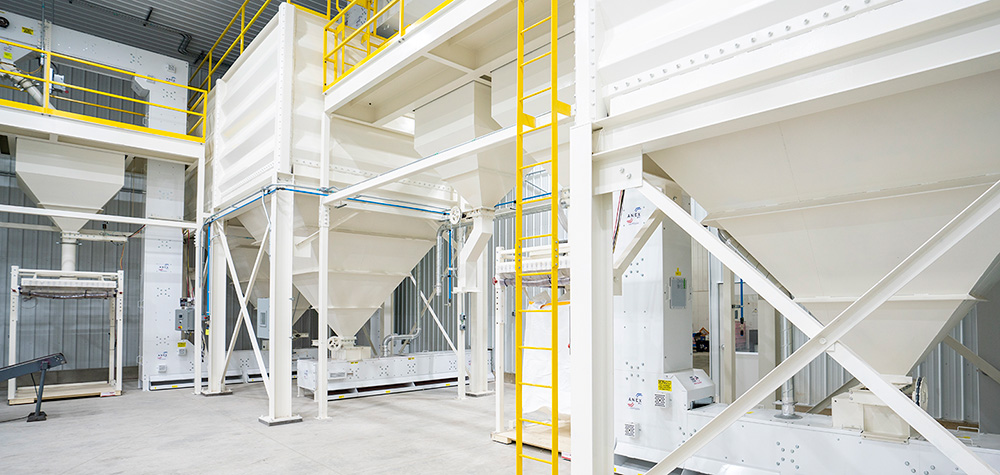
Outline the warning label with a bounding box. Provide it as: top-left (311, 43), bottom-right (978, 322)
top-left (658, 379), bottom-right (672, 392)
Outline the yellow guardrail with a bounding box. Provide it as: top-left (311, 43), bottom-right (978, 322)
top-left (0, 37), bottom-right (207, 142)
top-left (186, 1), bottom-right (324, 134)
top-left (323, 0), bottom-right (455, 91)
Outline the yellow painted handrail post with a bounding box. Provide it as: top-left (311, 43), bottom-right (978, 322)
top-left (42, 51), bottom-right (51, 113)
top-left (400, 0), bottom-right (406, 36)
top-left (240, 6), bottom-right (245, 54)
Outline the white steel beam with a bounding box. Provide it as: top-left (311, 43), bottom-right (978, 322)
top-left (640, 179), bottom-right (1000, 475)
top-left (613, 207), bottom-right (663, 294)
top-left (320, 126), bottom-right (515, 207)
top-left (571, 0), bottom-right (614, 469)
top-left (324, 0), bottom-right (506, 114)
top-left (317, 112), bottom-right (331, 419)
top-left (261, 189), bottom-right (301, 425)
top-left (494, 265), bottom-right (506, 433)
top-left (193, 149), bottom-right (206, 395)
top-left (944, 335), bottom-right (1000, 387)
top-left (206, 222), bottom-right (229, 395)
top-left (0, 107), bottom-right (203, 165)
top-left (0, 204), bottom-right (197, 229)
top-left (469, 249), bottom-right (493, 395)
top-left (596, 17), bottom-right (1000, 159)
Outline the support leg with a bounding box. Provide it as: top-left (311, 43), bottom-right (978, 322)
top-left (26, 367), bottom-right (47, 422)
top-left (260, 190), bottom-right (301, 426)
top-left (206, 222), bottom-right (230, 395)
top-left (469, 250), bottom-right (493, 396)
top-left (569, 124), bottom-right (614, 473)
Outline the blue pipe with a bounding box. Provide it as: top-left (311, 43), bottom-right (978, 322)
top-left (494, 192), bottom-right (551, 208)
top-left (200, 184), bottom-right (449, 322)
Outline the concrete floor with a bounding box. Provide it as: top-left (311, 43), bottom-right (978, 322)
top-left (0, 382), bottom-right (569, 474)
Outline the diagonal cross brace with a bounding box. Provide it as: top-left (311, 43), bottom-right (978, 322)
top-left (639, 179), bottom-right (1000, 475)
top-left (217, 222), bottom-right (273, 398)
top-left (221, 228), bottom-right (269, 390)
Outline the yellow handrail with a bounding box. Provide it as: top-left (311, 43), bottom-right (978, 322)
top-left (322, 0), bottom-right (455, 91)
top-left (0, 37), bottom-right (207, 142)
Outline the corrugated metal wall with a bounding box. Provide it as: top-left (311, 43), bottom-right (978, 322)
top-left (0, 154), bottom-right (146, 371)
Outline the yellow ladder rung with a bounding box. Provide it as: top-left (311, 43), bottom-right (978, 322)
top-left (516, 270), bottom-right (554, 277)
top-left (521, 454), bottom-right (553, 465)
top-left (521, 51), bottom-right (551, 68)
top-left (522, 195), bottom-right (553, 205)
top-left (522, 122), bottom-right (552, 135)
top-left (518, 417), bottom-right (554, 427)
top-left (555, 99), bottom-right (571, 116)
top-left (518, 233), bottom-right (552, 241)
top-left (518, 346), bottom-right (553, 351)
top-left (521, 86), bottom-right (552, 102)
top-left (520, 113), bottom-right (536, 128)
top-left (521, 15), bottom-right (552, 34)
top-left (518, 382), bottom-right (553, 389)
top-left (519, 159), bottom-right (552, 170)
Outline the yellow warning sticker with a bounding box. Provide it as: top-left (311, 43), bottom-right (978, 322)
top-left (658, 379), bottom-right (672, 392)
top-left (177, 341), bottom-right (187, 348)
top-left (22, 27), bottom-right (33, 35)
top-left (675, 267), bottom-right (682, 276)
top-left (2, 52), bottom-right (11, 60)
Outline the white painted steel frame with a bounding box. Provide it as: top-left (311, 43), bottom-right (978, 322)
top-left (569, 0), bottom-right (614, 471)
top-left (638, 179), bottom-right (1000, 475)
top-left (944, 335), bottom-right (1000, 388)
top-left (316, 112), bottom-right (331, 419)
top-left (193, 141), bottom-right (206, 395)
top-left (0, 204), bottom-right (197, 230)
top-left (216, 223), bottom-right (272, 398)
top-left (7, 267), bottom-right (125, 401)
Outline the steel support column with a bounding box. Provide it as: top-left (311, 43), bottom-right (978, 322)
top-left (260, 189), bottom-right (301, 426)
top-left (570, 0), bottom-right (612, 469)
top-left (193, 149), bottom-right (206, 395)
top-left (640, 179), bottom-right (1000, 475)
top-left (316, 112), bottom-right (331, 419)
top-left (469, 249), bottom-right (493, 396)
top-left (206, 221), bottom-right (230, 395)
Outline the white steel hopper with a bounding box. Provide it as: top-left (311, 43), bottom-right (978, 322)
top-left (646, 71), bottom-right (1000, 378)
top-left (233, 195), bottom-right (438, 340)
top-left (14, 138), bottom-right (124, 270)
top-left (415, 81), bottom-right (514, 210)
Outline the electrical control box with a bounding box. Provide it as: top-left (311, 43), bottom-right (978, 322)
top-left (175, 307), bottom-right (194, 332)
top-left (256, 298), bottom-right (269, 340)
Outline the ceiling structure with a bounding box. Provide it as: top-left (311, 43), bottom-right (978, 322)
top-left (0, 0), bottom-right (327, 78)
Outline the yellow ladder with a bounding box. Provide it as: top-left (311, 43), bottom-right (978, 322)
top-left (515, 0), bottom-right (570, 473)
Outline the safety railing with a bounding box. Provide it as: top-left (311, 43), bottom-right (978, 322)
top-left (186, 0), bottom-right (273, 120)
top-left (186, 1), bottom-right (324, 135)
top-left (0, 37), bottom-right (207, 142)
top-left (323, 0), bottom-right (455, 91)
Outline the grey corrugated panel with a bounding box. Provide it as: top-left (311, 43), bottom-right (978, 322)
top-left (0, 0), bottom-right (327, 74)
top-left (0, 154), bottom-right (147, 372)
